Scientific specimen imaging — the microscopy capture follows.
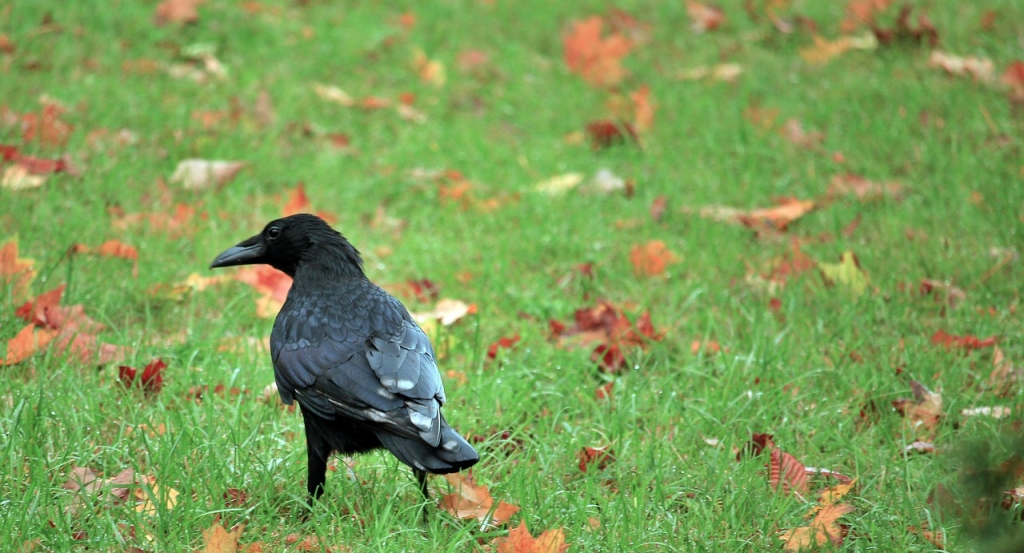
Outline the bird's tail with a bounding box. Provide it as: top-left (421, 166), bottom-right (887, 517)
top-left (376, 418), bottom-right (479, 474)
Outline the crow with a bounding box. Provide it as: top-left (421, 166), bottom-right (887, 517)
top-left (210, 213), bottom-right (479, 503)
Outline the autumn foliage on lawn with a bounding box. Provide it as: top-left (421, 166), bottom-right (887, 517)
top-left (548, 301), bottom-right (662, 372)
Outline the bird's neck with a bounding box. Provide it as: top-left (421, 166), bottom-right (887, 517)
top-left (300, 242), bottom-right (366, 279)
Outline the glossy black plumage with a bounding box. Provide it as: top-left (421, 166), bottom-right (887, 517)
top-left (211, 214), bottom-right (478, 501)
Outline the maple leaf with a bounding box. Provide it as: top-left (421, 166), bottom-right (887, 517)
top-left (930, 330), bottom-right (997, 350)
top-left (780, 503), bottom-right (854, 550)
top-left (411, 298), bottom-right (476, 327)
top-left (199, 523), bottom-right (245, 553)
top-left (892, 380), bottom-right (943, 440)
top-left (629, 240), bottom-right (680, 277)
top-left (135, 474), bottom-right (180, 515)
top-left (578, 445), bottom-right (615, 472)
top-left (493, 522), bottom-right (569, 553)
top-left (549, 301), bottom-right (662, 373)
top-left (0, 238), bottom-right (35, 300)
top-left (20, 100), bottom-right (74, 148)
top-left (13, 285), bottom-right (129, 364)
top-left (170, 159), bottom-right (245, 191)
top-left (818, 251), bottom-right (870, 297)
top-left (487, 334), bottom-right (521, 359)
top-left (686, 1), bottom-right (725, 33)
top-left (118, 359), bottom-right (167, 394)
top-left (439, 472), bottom-right (520, 528)
top-left (563, 16), bottom-right (633, 87)
top-left (1, 324), bottom-right (57, 366)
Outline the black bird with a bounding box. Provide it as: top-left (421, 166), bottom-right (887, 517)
top-left (211, 213), bottom-right (478, 502)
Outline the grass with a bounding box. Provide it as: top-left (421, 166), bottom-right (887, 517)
top-left (2, 0), bottom-right (1024, 550)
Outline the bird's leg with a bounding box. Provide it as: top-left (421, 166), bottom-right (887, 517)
top-left (304, 428), bottom-right (330, 506)
top-left (414, 469), bottom-right (429, 522)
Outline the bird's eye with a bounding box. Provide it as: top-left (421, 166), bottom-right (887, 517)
top-left (267, 227), bottom-right (281, 239)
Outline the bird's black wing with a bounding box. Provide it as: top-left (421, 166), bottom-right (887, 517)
top-left (270, 281), bottom-right (447, 445)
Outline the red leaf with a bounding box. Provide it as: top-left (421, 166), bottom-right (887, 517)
top-left (930, 330), bottom-right (997, 350)
top-left (119, 359), bottom-right (166, 394)
top-left (585, 120), bottom-right (637, 149)
top-left (578, 445), bottom-right (615, 472)
top-left (487, 334), bottom-right (521, 359)
top-left (595, 381), bottom-right (614, 401)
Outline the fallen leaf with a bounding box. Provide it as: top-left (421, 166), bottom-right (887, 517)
top-left (841, 0), bottom-right (893, 33)
top-left (687, 1), bottom-right (725, 32)
top-left (818, 251), bottom-right (870, 297)
top-left (63, 466), bottom-right (136, 515)
top-left (563, 16), bottom-right (633, 87)
top-left (585, 120), bottom-right (637, 149)
top-left (1, 324), bottom-right (58, 365)
top-left (781, 503), bottom-right (854, 550)
top-left (412, 48), bottom-right (446, 87)
top-left (155, 0), bottom-right (205, 24)
top-left (487, 334), bottom-right (521, 359)
top-left (827, 174), bottom-right (906, 201)
top-left (1, 164), bottom-right (47, 189)
top-left (769, 446), bottom-right (809, 495)
top-left (578, 445), bottom-right (615, 472)
top-left (919, 279), bottom-right (965, 309)
top-left (870, 5), bottom-right (939, 47)
top-left (960, 406), bottom-right (1011, 419)
top-left (0, 238), bottom-right (36, 300)
top-left (928, 51), bottom-right (995, 82)
top-left (118, 359), bottom-right (167, 394)
top-left (135, 475), bottom-right (180, 515)
top-left (630, 85), bottom-right (656, 132)
top-left (892, 380), bottom-right (943, 440)
top-left (930, 330), bottom-right (997, 350)
top-left (989, 346), bottom-right (1022, 396)
top-left (649, 195), bottom-right (668, 222)
top-left (534, 173), bottom-right (584, 196)
top-left (629, 240), bottom-right (680, 277)
top-left (170, 159), bottom-right (245, 190)
top-left (439, 472), bottom-right (520, 528)
top-left (70, 240), bottom-right (139, 277)
top-left (493, 522), bottom-right (569, 553)
top-left (549, 301), bottom-right (662, 373)
top-left (676, 63), bottom-right (743, 82)
top-left (779, 118), bottom-right (824, 149)
top-left (799, 33), bottom-right (877, 65)
top-left (232, 265), bottom-right (292, 318)
top-left (690, 198), bottom-right (815, 233)
top-left (1002, 61), bottom-right (1024, 103)
top-left (199, 523), bottom-right (244, 553)
top-left (411, 298), bottom-right (476, 326)
top-left (595, 381), bottom-right (614, 401)
top-left (313, 84), bottom-right (355, 107)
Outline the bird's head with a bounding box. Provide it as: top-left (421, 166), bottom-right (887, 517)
top-left (210, 213), bottom-right (363, 277)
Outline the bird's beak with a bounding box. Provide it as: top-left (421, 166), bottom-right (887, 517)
top-left (210, 235), bottom-right (266, 269)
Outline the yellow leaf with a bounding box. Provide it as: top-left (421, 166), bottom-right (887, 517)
top-left (199, 523), bottom-right (244, 553)
top-left (818, 251), bottom-right (869, 297)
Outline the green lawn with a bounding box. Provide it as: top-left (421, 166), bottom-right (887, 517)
top-left (2, 0), bottom-right (1023, 550)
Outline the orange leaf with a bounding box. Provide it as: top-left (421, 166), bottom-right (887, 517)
top-left (563, 16), bottom-right (633, 87)
top-left (769, 447), bottom-right (809, 495)
top-left (930, 330), bottom-right (997, 350)
top-left (630, 85), bottom-right (656, 133)
top-left (155, 0), bottom-right (205, 25)
top-left (578, 445), bottom-right (615, 472)
top-left (439, 472), bottom-right (520, 527)
top-left (1, 324), bottom-right (58, 365)
top-left (494, 522), bottom-right (569, 553)
top-left (199, 523), bottom-right (244, 553)
top-left (629, 240), bottom-right (679, 277)
top-left (0, 238), bottom-right (36, 300)
top-left (781, 503), bottom-right (854, 550)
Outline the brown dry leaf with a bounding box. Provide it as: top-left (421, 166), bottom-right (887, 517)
top-left (563, 16), bottom-right (633, 87)
top-left (781, 503), bottom-right (855, 551)
top-left (170, 159), bottom-right (245, 191)
top-left (63, 467), bottom-right (136, 515)
top-left (155, 0), bottom-right (206, 25)
top-left (799, 33), bottom-right (877, 64)
top-left (411, 298), bottom-right (476, 326)
top-left (439, 472), bottom-right (520, 528)
top-left (989, 346), bottom-right (1022, 396)
top-left (827, 174), bottom-right (905, 201)
top-left (892, 380), bottom-right (943, 440)
top-left (0, 238), bottom-right (36, 300)
top-left (770, 446), bottom-right (809, 496)
top-left (689, 198), bottom-right (815, 234)
top-left (198, 523), bottom-right (245, 553)
top-left (870, 5), bottom-right (939, 47)
top-left (686, 1), bottom-right (725, 32)
top-left (629, 240), bottom-right (680, 277)
top-left (493, 522), bottom-right (569, 553)
top-left (929, 51), bottom-right (995, 82)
